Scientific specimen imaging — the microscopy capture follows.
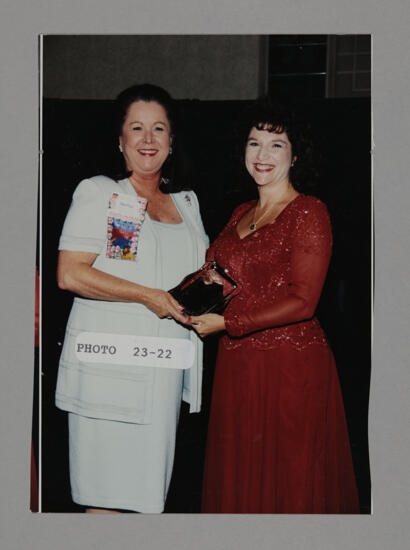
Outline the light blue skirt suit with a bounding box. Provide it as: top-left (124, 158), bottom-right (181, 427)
top-left (55, 175), bottom-right (208, 512)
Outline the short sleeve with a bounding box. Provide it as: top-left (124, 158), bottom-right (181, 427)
top-left (58, 178), bottom-right (107, 253)
top-left (189, 190), bottom-right (209, 246)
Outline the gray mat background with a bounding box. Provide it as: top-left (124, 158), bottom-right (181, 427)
top-left (1, 1), bottom-right (409, 549)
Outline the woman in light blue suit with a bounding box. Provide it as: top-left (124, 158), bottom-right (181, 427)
top-left (55, 84), bottom-right (208, 513)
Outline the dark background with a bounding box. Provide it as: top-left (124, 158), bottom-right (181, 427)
top-left (38, 35), bottom-right (371, 514)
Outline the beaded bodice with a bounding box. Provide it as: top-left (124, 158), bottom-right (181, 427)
top-left (208, 194), bottom-right (333, 351)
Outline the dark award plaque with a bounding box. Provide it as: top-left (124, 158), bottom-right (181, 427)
top-left (169, 261), bottom-right (237, 316)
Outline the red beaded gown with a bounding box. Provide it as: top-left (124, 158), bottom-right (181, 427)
top-left (201, 195), bottom-right (360, 514)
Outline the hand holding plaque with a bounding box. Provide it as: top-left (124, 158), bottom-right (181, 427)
top-left (169, 261), bottom-right (237, 316)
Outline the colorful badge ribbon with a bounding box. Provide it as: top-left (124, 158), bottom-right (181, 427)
top-left (106, 193), bottom-right (147, 261)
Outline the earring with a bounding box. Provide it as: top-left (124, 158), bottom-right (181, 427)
top-left (169, 146), bottom-right (173, 155)
top-left (119, 144), bottom-right (123, 153)
top-left (291, 160), bottom-right (295, 167)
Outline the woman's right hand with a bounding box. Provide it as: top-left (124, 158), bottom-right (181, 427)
top-left (58, 251), bottom-right (189, 324)
top-left (144, 288), bottom-right (189, 324)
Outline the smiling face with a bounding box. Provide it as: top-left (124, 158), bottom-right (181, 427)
top-left (245, 127), bottom-right (296, 189)
top-left (119, 100), bottom-right (172, 179)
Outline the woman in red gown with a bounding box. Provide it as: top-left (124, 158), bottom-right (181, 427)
top-left (191, 105), bottom-right (360, 513)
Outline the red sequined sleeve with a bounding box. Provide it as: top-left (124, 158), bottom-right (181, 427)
top-left (224, 199), bottom-right (332, 337)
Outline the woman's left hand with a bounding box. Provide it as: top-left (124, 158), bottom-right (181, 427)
top-left (190, 314), bottom-right (226, 338)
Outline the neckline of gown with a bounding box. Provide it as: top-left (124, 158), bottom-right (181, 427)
top-left (235, 193), bottom-right (302, 241)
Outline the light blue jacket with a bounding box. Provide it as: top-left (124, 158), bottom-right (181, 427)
top-left (55, 176), bottom-right (208, 424)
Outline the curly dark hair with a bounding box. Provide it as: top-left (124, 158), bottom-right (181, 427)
top-left (107, 83), bottom-right (191, 193)
top-left (238, 99), bottom-right (319, 194)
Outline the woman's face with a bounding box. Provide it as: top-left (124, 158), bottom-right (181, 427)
top-left (245, 127), bottom-right (296, 189)
top-left (119, 100), bottom-right (172, 178)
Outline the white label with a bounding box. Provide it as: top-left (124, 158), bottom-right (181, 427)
top-left (75, 332), bottom-right (195, 370)
top-left (109, 193), bottom-right (147, 218)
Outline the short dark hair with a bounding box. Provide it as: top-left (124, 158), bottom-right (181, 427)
top-left (239, 99), bottom-right (318, 193)
top-left (114, 83), bottom-right (175, 137)
top-left (108, 83), bottom-right (190, 193)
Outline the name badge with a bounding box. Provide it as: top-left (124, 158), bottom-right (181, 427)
top-left (106, 193), bottom-right (147, 261)
top-left (75, 332), bottom-right (195, 370)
